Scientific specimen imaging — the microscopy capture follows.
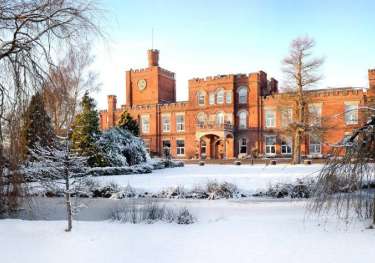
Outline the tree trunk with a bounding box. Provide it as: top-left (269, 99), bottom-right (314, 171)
top-left (292, 130), bottom-right (301, 164)
top-left (65, 191), bottom-right (72, 232)
top-left (373, 195), bottom-right (375, 226)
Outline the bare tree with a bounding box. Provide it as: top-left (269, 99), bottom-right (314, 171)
top-left (43, 44), bottom-right (100, 135)
top-left (0, 0), bottom-right (101, 214)
top-left (310, 115), bottom-right (375, 226)
top-left (282, 36), bottom-right (324, 164)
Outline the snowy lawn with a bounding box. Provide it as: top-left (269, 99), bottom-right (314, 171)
top-left (1, 199), bottom-right (375, 263)
top-left (96, 164), bottom-right (323, 193)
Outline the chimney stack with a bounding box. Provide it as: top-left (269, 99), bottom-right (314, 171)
top-left (148, 49), bottom-right (159, 67)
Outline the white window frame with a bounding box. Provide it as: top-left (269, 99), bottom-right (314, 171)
top-left (281, 138), bottom-right (292, 155)
top-left (197, 112), bottom-right (206, 128)
top-left (308, 103), bottom-right (322, 126)
top-left (162, 114), bottom-right (170, 133)
top-left (226, 91), bottom-right (232, 104)
top-left (265, 135), bottom-right (276, 156)
top-left (176, 139), bottom-right (185, 156)
top-left (216, 89), bottom-right (225, 104)
top-left (197, 91), bottom-right (205, 106)
top-left (216, 111), bottom-right (225, 125)
top-left (309, 136), bottom-right (321, 155)
top-left (141, 115), bottom-right (150, 134)
top-left (239, 138), bottom-right (247, 154)
top-left (238, 110), bottom-right (247, 129)
top-left (237, 86), bottom-right (248, 104)
top-left (176, 113), bottom-right (185, 132)
top-left (281, 108), bottom-right (293, 128)
top-left (344, 102), bottom-right (359, 125)
top-left (209, 92), bottom-right (215, 105)
top-left (265, 109), bottom-right (276, 128)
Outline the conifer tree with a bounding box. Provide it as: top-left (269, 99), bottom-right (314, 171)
top-left (117, 110), bottom-right (139, 136)
top-left (20, 91), bottom-right (55, 159)
top-left (71, 92), bottom-right (106, 166)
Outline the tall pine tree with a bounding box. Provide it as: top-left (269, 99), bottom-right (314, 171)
top-left (117, 110), bottom-right (139, 136)
top-left (71, 92), bottom-right (106, 166)
top-left (21, 91), bottom-right (55, 159)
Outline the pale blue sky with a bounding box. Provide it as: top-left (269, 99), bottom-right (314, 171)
top-left (93, 0), bottom-right (375, 109)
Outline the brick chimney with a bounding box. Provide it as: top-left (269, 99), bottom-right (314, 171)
top-left (369, 69), bottom-right (375, 89)
top-left (107, 95), bottom-right (117, 128)
top-left (148, 49), bottom-right (159, 67)
top-left (270, 78), bottom-right (278, 94)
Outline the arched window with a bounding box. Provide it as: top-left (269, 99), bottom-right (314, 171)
top-left (239, 138), bottom-right (247, 154)
top-left (216, 111), bottom-right (224, 126)
top-left (238, 110), bottom-right (248, 129)
top-left (216, 89), bottom-right (225, 104)
top-left (197, 112), bottom-right (206, 128)
top-left (197, 91), bottom-right (205, 106)
top-left (237, 86), bottom-right (248, 104)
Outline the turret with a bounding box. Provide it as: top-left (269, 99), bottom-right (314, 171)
top-left (148, 49), bottom-right (159, 67)
top-left (369, 69), bottom-right (375, 89)
top-left (107, 95), bottom-right (117, 128)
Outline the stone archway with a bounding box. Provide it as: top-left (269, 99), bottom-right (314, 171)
top-left (199, 134), bottom-right (220, 159)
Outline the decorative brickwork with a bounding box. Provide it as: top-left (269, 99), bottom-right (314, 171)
top-left (99, 49), bottom-right (375, 160)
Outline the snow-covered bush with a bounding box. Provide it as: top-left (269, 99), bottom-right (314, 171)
top-left (206, 181), bottom-right (239, 199)
top-left (95, 127), bottom-right (149, 167)
top-left (112, 200), bottom-right (195, 224)
top-left (88, 164), bottom-right (153, 176)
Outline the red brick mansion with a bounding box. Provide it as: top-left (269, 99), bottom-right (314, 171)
top-left (99, 49), bottom-right (375, 159)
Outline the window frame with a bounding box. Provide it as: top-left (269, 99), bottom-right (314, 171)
top-left (209, 92), bottom-right (215, 105)
top-left (309, 136), bottom-right (321, 155)
top-left (265, 135), bottom-right (276, 156)
top-left (176, 139), bottom-right (185, 156)
top-left (176, 113), bottom-right (185, 132)
top-left (265, 109), bottom-right (276, 128)
top-left (162, 114), bottom-right (170, 133)
top-left (238, 110), bottom-right (247, 129)
top-left (141, 115), bottom-right (150, 134)
top-left (344, 102), bottom-right (359, 125)
top-left (239, 138), bottom-right (247, 154)
top-left (237, 86), bottom-right (248, 104)
top-left (216, 89), bottom-right (225, 104)
top-left (226, 91), bottom-right (232, 104)
top-left (281, 138), bottom-right (292, 155)
top-left (197, 91), bottom-right (205, 106)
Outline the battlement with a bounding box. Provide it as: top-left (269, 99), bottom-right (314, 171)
top-left (158, 101), bottom-right (189, 110)
top-left (130, 67), bottom-right (152, 73)
top-left (189, 74), bottom-right (235, 83)
top-left (261, 87), bottom-right (365, 102)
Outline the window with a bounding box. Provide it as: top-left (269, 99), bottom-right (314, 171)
top-left (238, 111), bottom-right (247, 129)
top-left (265, 109), bottom-right (276, 128)
top-left (197, 91), bottom-right (205, 106)
top-left (239, 138), bottom-right (247, 154)
top-left (344, 102), bottom-right (358, 125)
top-left (200, 140), bottom-right (206, 154)
top-left (238, 87), bottom-right (248, 104)
top-left (176, 139), bottom-right (185, 156)
top-left (197, 112), bottom-right (206, 128)
top-left (309, 136), bottom-right (321, 154)
top-left (143, 139), bottom-right (150, 153)
top-left (141, 115), bottom-right (150, 134)
top-left (216, 112), bottom-right (224, 125)
top-left (209, 92), bottom-right (215, 105)
top-left (176, 113), bottom-right (185, 132)
top-left (281, 108), bottom-right (293, 128)
top-left (265, 135), bottom-right (276, 155)
top-left (216, 89), bottom-right (224, 104)
top-left (308, 104), bottom-right (322, 126)
top-left (226, 91), bottom-right (232, 104)
top-left (162, 115), bottom-right (170, 132)
top-left (281, 138), bottom-right (292, 155)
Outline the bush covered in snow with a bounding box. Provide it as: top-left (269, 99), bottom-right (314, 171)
top-left (253, 178), bottom-right (315, 198)
top-left (95, 127), bottom-right (149, 167)
top-left (111, 200), bottom-right (195, 224)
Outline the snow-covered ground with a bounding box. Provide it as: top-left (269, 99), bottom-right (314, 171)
top-left (96, 164), bottom-right (323, 193)
top-left (2, 199), bottom-right (375, 263)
